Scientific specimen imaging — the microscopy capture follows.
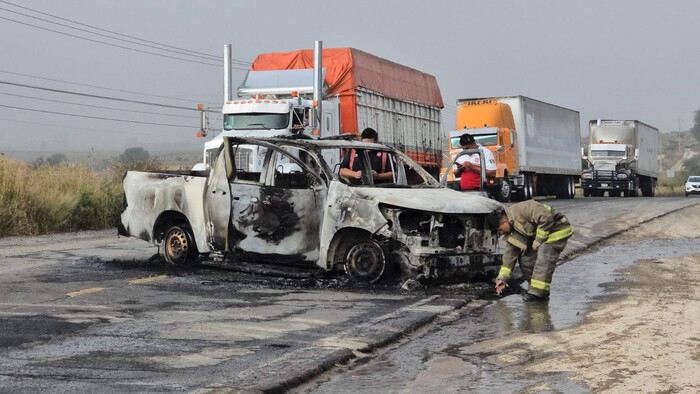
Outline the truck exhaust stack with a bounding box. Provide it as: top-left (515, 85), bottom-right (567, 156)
top-left (313, 40), bottom-right (322, 132)
top-left (224, 44), bottom-right (232, 102)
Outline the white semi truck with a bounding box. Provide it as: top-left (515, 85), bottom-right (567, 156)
top-left (581, 120), bottom-right (660, 197)
top-left (196, 41), bottom-right (445, 177)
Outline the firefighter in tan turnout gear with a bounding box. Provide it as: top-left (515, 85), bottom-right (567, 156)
top-left (487, 200), bottom-right (573, 302)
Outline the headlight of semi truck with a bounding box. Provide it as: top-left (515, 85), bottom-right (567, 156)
top-left (582, 171), bottom-right (593, 180)
top-left (205, 149), bottom-right (218, 170)
top-left (616, 172), bottom-right (628, 180)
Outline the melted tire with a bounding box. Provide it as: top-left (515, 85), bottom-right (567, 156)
top-left (344, 240), bottom-right (386, 283)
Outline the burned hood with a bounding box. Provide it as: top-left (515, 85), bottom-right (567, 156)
top-left (350, 188), bottom-right (502, 214)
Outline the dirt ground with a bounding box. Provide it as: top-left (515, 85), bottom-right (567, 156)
top-left (462, 204), bottom-right (700, 393)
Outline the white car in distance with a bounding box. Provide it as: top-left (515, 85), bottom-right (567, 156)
top-left (685, 176), bottom-right (700, 197)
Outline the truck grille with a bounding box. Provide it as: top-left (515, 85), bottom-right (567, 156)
top-left (591, 170), bottom-right (615, 180)
top-left (234, 147), bottom-right (253, 171)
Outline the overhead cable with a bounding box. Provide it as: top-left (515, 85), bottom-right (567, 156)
top-left (0, 69), bottom-right (220, 106)
top-left (0, 92), bottom-right (200, 119)
top-left (0, 0), bottom-right (251, 66)
top-left (0, 80), bottom-right (206, 112)
top-left (0, 15), bottom-right (251, 70)
top-left (0, 5), bottom-right (222, 62)
top-left (0, 103), bottom-right (194, 128)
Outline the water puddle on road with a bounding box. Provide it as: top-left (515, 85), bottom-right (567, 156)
top-left (301, 237), bottom-right (700, 393)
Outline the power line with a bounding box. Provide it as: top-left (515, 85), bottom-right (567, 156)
top-left (0, 103), bottom-right (194, 128)
top-left (0, 0), bottom-right (251, 66)
top-left (0, 92), bottom-right (199, 119)
top-left (0, 69), bottom-right (221, 106)
top-left (0, 15), bottom-right (251, 70)
top-left (0, 5), bottom-right (220, 63)
top-left (0, 80), bottom-right (205, 112)
top-left (0, 116), bottom-right (172, 137)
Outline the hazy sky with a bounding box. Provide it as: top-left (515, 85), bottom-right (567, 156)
top-left (1, 0), bottom-right (698, 157)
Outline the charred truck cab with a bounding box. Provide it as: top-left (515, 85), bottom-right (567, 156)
top-left (120, 137), bottom-right (503, 284)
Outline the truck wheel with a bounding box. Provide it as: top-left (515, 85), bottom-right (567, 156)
top-left (520, 174), bottom-right (533, 200)
top-left (556, 176), bottom-right (574, 199)
top-left (583, 189), bottom-right (591, 197)
top-left (494, 179), bottom-right (512, 202)
top-left (610, 190), bottom-right (622, 197)
top-left (163, 225), bottom-right (199, 267)
top-left (344, 240), bottom-right (387, 283)
top-left (641, 178), bottom-right (655, 197)
top-left (569, 177), bottom-right (577, 198)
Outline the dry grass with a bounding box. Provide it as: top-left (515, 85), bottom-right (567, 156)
top-left (656, 174), bottom-right (686, 197)
top-left (0, 157), bottom-right (164, 236)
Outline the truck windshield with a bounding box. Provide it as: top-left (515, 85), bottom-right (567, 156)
top-left (450, 134), bottom-right (497, 148)
top-left (591, 150), bottom-right (625, 157)
top-left (474, 134), bottom-right (497, 146)
top-left (224, 113), bottom-right (289, 130)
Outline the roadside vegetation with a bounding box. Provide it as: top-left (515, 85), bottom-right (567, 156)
top-left (657, 124), bottom-right (700, 196)
top-left (0, 149), bottom-right (166, 237)
top-left (2, 115), bottom-right (699, 236)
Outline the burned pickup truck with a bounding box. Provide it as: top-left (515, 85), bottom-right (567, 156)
top-left (118, 137), bottom-right (503, 283)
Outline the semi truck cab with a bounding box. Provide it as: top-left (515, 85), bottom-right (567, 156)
top-left (442, 98), bottom-right (522, 202)
top-left (581, 119), bottom-right (657, 197)
top-left (196, 62), bottom-right (341, 173)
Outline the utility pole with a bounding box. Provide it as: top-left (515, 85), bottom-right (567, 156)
top-left (678, 118), bottom-right (683, 153)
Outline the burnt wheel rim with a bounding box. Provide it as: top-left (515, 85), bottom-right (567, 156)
top-left (501, 181), bottom-right (511, 198)
top-left (165, 228), bottom-right (188, 265)
top-left (345, 241), bottom-right (385, 283)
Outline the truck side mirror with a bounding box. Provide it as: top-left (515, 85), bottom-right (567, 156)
top-left (509, 130), bottom-right (515, 147)
top-left (581, 147), bottom-right (587, 160)
top-left (634, 148), bottom-right (639, 160)
top-left (199, 105), bottom-right (208, 137)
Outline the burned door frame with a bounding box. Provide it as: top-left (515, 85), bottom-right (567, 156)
top-left (203, 144), bottom-right (233, 251)
top-left (224, 138), bottom-right (328, 263)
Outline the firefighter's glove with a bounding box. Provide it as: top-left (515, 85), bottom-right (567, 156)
top-left (495, 279), bottom-right (507, 295)
top-left (532, 240), bottom-right (542, 251)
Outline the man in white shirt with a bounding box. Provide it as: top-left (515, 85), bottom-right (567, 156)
top-left (452, 133), bottom-right (497, 190)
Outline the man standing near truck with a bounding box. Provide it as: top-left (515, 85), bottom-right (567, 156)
top-left (487, 200), bottom-right (573, 302)
top-left (339, 127), bottom-right (393, 183)
top-left (452, 133), bottom-right (496, 190)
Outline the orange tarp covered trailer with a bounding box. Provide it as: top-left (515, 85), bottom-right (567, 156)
top-left (251, 48), bottom-right (444, 171)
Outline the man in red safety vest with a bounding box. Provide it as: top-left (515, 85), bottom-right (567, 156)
top-left (339, 127), bottom-right (393, 183)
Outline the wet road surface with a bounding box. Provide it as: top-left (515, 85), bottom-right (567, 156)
top-left (299, 237), bottom-right (700, 393)
top-left (0, 197), bottom-right (699, 392)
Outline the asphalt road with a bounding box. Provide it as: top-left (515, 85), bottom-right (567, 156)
top-left (0, 196), bottom-right (698, 393)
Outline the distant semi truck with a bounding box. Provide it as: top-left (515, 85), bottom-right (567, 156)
top-left (581, 120), bottom-right (660, 197)
top-left (442, 96), bottom-right (581, 201)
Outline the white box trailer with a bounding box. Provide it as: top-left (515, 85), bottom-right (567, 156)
top-left (498, 96), bottom-right (581, 175)
top-left (454, 95), bottom-right (581, 200)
